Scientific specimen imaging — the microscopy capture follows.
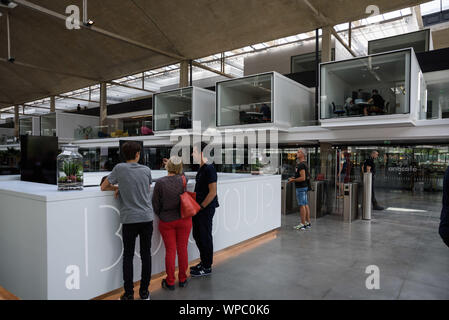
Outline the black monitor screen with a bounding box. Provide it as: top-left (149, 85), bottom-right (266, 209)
top-left (119, 140), bottom-right (145, 165)
top-left (20, 135), bottom-right (58, 185)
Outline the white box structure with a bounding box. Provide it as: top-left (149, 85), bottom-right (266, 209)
top-left (153, 86), bottom-right (215, 133)
top-left (216, 71), bottom-right (315, 130)
top-left (19, 116), bottom-right (40, 136)
top-left (40, 111), bottom-right (99, 142)
top-left (319, 48), bottom-right (425, 129)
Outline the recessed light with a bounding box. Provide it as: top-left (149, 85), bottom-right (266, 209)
top-left (84, 19), bottom-right (94, 26)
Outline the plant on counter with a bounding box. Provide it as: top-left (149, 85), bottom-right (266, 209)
top-left (76, 125), bottom-right (93, 140)
top-left (58, 161), bottom-right (83, 183)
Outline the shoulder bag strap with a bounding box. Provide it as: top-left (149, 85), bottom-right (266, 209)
top-left (181, 175), bottom-right (187, 191)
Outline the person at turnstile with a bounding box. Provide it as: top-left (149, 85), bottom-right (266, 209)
top-left (288, 148), bottom-right (311, 231)
top-left (338, 151), bottom-right (353, 199)
top-left (362, 150), bottom-right (384, 211)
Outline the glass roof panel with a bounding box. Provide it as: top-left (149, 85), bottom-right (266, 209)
top-left (420, 0), bottom-right (441, 15)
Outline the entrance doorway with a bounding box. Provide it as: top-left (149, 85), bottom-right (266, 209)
top-left (331, 144), bottom-right (448, 218)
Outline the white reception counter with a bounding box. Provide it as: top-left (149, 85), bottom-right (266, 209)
top-left (0, 171), bottom-right (281, 300)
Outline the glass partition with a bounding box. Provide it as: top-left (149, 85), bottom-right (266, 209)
top-left (19, 118), bottom-right (33, 136)
top-left (368, 30), bottom-right (430, 55)
top-left (40, 113), bottom-right (57, 137)
top-left (153, 87), bottom-right (193, 131)
top-left (425, 80), bottom-right (449, 119)
top-left (320, 50), bottom-right (411, 119)
top-left (217, 73), bottom-right (273, 126)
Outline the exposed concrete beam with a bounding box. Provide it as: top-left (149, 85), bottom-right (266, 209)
top-left (108, 81), bottom-right (156, 93)
top-left (179, 60), bottom-right (189, 88)
top-left (413, 5), bottom-right (424, 29)
top-left (191, 61), bottom-right (234, 79)
top-left (50, 96), bottom-right (56, 112)
top-left (14, 106), bottom-right (19, 137)
top-left (302, 0), bottom-right (356, 57)
top-left (330, 28), bottom-right (357, 57)
top-left (348, 22), bottom-right (352, 49)
top-left (13, 0), bottom-right (186, 61)
top-left (0, 57), bottom-right (100, 82)
top-left (302, 0), bottom-right (330, 25)
top-left (321, 27), bottom-right (332, 63)
top-left (100, 82), bottom-right (107, 127)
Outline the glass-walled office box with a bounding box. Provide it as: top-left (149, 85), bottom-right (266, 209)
top-left (41, 111), bottom-right (99, 142)
top-left (320, 48), bottom-right (424, 128)
top-left (153, 87), bottom-right (215, 132)
top-left (216, 72), bottom-right (314, 129)
top-left (368, 29), bottom-right (432, 55)
top-left (41, 113), bottom-right (57, 137)
top-left (19, 116), bottom-right (40, 136)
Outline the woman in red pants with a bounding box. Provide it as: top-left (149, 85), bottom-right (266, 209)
top-left (152, 156), bottom-right (192, 290)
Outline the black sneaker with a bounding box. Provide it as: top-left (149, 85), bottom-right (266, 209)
top-left (119, 293), bottom-right (134, 300)
top-left (190, 263), bottom-right (202, 272)
top-left (139, 290), bottom-right (150, 300)
top-left (373, 205), bottom-right (385, 211)
top-left (179, 279), bottom-right (189, 288)
top-left (190, 266), bottom-right (212, 277)
top-left (161, 279), bottom-right (175, 291)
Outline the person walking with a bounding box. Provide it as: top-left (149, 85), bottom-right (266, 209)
top-left (101, 141), bottom-right (154, 300)
top-left (152, 157), bottom-right (192, 290)
top-left (190, 142), bottom-right (219, 277)
top-left (440, 166), bottom-right (449, 248)
top-left (288, 148), bottom-right (311, 231)
top-left (363, 150), bottom-right (384, 211)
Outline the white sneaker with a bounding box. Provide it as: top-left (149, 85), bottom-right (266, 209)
top-left (293, 224), bottom-right (306, 230)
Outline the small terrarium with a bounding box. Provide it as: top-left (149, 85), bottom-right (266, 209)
top-left (57, 145), bottom-right (84, 191)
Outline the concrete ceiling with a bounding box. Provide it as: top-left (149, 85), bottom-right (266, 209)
top-left (0, 0), bottom-right (427, 107)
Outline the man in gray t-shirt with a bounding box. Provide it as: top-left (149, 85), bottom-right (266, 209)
top-left (101, 141), bottom-right (153, 300)
top-left (107, 162), bottom-right (154, 224)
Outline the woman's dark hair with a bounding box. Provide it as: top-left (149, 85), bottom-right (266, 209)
top-left (122, 141), bottom-right (141, 161)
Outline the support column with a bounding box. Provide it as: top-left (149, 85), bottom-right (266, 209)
top-left (321, 26), bottom-right (332, 63)
top-left (100, 82), bottom-right (107, 129)
top-left (14, 105), bottom-right (19, 138)
top-left (179, 60), bottom-right (189, 88)
top-left (50, 96), bottom-right (56, 113)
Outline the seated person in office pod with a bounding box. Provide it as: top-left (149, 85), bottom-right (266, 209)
top-left (260, 104), bottom-right (271, 122)
top-left (364, 89), bottom-right (385, 116)
top-left (344, 98), bottom-right (359, 116)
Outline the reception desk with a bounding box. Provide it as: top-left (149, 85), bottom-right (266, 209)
top-left (0, 171), bottom-right (281, 300)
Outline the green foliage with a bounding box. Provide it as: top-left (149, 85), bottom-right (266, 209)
top-left (62, 160), bottom-right (83, 177)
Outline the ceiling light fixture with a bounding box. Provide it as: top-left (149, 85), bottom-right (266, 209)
top-left (84, 19), bottom-right (94, 26)
top-left (0, 0), bottom-right (18, 9)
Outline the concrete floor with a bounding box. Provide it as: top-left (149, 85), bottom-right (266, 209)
top-left (151, 190), bottom-right (449, 300)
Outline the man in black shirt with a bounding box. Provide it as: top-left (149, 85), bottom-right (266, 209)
top-left (190, 142), bottom-right (219, 277)
top-left (364, 89), bottom-right (385, 116)
top-left (363, 150), bottom-right (384, 211)
top-left (440, 167), bottom-right (449, 247)
top-left (288, 149), bottom-right (311, 231)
